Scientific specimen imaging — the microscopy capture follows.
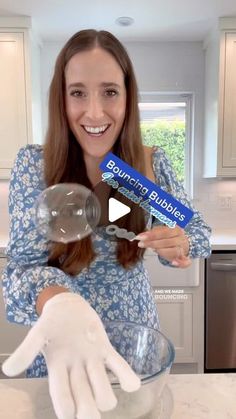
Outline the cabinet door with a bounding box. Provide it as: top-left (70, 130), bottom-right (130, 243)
top-left (0, 32), bottom-right (29, 179)
top-left (155, 290), bottom-right (194, 363)
top-left (218, 32), bottom-right (236, 175)
top-left (144, 251), bottom-right (200, 287)
top-left (0, 258), bottom-right (30, 365)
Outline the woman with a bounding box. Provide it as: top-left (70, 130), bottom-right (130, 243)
top-left (2, 29), bottom-right (211, 418)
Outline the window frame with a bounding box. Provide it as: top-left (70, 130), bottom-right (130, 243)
top-left (138, 92), bottom-right (194, 198)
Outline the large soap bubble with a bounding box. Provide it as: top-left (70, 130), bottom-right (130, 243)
top-left (34, 183), bottom-right (101, 243)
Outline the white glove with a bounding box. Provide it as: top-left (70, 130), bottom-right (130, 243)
top-left (2, 292), bottom-right (141, 419)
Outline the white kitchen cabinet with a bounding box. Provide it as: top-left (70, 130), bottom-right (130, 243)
top-left (204, 18), bottom-right (236, 177)
top-left (218, 31), bottom-right (236, 172)
top-left (155, 290), bottom-right (194, 362)
top-left (0, 257), bottom-right (30, 366)
top-left (144, 252), bottom-right (205, 370)
top-left (143, 250), bottom-right (200, 287)
top-left (0, 17), bottom-right (42, 179)
top-left (0, 31), bottom-right (28, 179)
top-left (144, 251), bottom-right (197, 362)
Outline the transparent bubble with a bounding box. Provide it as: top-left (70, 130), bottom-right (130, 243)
top-left (34, 183), bottom-right (101, 243)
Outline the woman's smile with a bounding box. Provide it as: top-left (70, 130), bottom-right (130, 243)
top-left (82, 123), bottom-right (111, 137)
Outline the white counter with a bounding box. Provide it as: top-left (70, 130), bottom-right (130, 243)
top-left (0, 229), bottom-right (236, 254)
top-left (210, 229), bottom-right (236, 250)
top-left (0, 235), bottom-right (7, 255)
top-left (0, 373), bottom-right (235, 419)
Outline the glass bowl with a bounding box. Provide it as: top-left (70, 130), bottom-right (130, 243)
top-left (102, 320), bottom-right (175, 419)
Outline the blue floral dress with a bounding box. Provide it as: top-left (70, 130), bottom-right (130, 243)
top-left (2, 145), bottom-right (211, 377)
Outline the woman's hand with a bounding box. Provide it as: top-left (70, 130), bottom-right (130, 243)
top-left (136, 225), bottom-right (192, 268)
top-left (2, 293), bottom-right (140, 419)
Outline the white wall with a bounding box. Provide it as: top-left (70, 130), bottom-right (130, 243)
top-left (1, 39), bottom-right (236, 241)
top-left (126, 41), bottom-right (204, 193)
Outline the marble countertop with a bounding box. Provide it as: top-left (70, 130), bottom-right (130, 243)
top-left (0, 373), bottom-right (235, 419)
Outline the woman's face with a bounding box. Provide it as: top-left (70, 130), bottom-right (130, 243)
top-left (65, 47), bottom-right (126, 160)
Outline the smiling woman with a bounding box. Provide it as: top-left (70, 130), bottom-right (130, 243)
top-left (43, 30), bottom-right (147, 273)
top-left (2, 29), bottom-right (211, 419)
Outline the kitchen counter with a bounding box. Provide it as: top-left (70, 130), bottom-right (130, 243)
top-left (210, 229), bottom-right (236, 250)
top-left (0, 229), bottom-right (236, 254)
top-left (0, 235), bottom-right (8, 255)
top-left (0, 373), bottom-right (235, 419)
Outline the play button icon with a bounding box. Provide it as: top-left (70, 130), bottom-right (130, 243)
top-left (89, 179), bottom-right (148, 241)
top-left (108, 198), bottom-right (131, 222)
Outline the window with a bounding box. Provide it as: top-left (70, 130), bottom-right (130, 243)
top-left (139, 93), bottom-right (193, 195)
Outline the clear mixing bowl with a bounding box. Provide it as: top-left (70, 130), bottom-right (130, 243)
top-left (102, 321), bottom-right (175, 419)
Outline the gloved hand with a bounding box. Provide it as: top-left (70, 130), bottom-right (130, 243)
top-left (2, 292), bottom-right (141, 419)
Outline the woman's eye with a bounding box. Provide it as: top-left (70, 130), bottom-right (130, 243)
top-left (105, 90), bottom-right (118, 97)
top-left (70, 90), bottom-right (86, 97)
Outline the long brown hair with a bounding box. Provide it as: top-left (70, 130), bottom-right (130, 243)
top-left (44, 29), bottom-right (146, 275)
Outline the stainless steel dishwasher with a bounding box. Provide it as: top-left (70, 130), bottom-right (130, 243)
top-left (205, 251), bottom-right (236, 372)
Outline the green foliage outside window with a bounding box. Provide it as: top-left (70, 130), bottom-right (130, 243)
top-left (140, 120), bottom-right (185, 183)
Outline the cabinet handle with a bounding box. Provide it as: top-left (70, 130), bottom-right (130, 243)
top-left (210, 262), bottom-right (236, 271)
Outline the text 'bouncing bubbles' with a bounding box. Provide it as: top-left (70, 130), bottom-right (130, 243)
top-left (34, 183), bottom-right (101, 243)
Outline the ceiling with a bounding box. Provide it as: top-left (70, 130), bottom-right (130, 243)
top-left (0, 0), bottom-right (236, 42)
